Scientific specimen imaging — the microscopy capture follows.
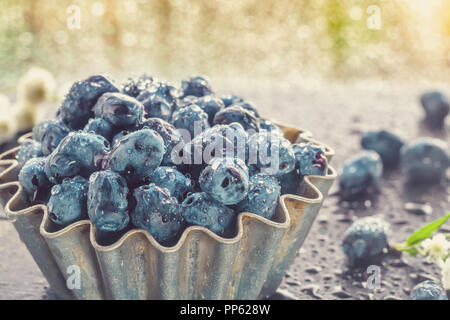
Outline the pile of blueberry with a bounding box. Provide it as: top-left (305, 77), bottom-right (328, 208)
top-left (17, 74), bottom-right (329, 245)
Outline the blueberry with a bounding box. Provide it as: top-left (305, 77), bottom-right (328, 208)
top-left (400, 138), bottom-right (449, 183)
top-left (103, 129), bottom-right (164, 185)
top-left (57, 74), bottom-right (119, 129)
top-left (231, 101), bottom-right (260, 118)
top-left (111, 130), bottom-right (130, 146)
top-left (140, 118), bottom-right (183, 166)
top-left (146, 81), bottom-right (181, 108)
top-left (178, 127), bottom-right (235, 180)
top-left (220, 94), bottom-right (244, 107)
top-left (87, 170), bottom-right (129, 232)
top-left (278, 169), bottom-right (301, 195)
top-left (177, 95), bottom-right (199, 108)
top-left (260, 120), bottom-right (283, 136)
top-left (199, 157), bottom-right (249, 205)
top-left (17, 140), bottom-right (43, 167)
top-left (171, 104), bottom-right (210, 139)
top-left (147, 166), bottom-right (193, 202)
top-left (45, 132), bottom-right (110, 184)
top-left (19, 157), bottom-right (51, 196)
top-left (410, 280), bottom-right (448, 300)
top-left (47, 176), bottom-right (89, 225)
top-left (213, 105), bottom-right (260, 132)
top-left (420, 91), bottom-right (449, 128)
top-left (131, 184), bottom-right (183, 244)
top-left (292, 142), bottom-right (328, 176)
top-left (93, 92), bottom-right (144, 128)
top-left (339, 151), bottom-right (383, 200)
top-left (181, 76), bottom-right (213, 97)
top-left (361, 130), bottom-right (404, 167)
top-left (121, 74), bottom-right (154, 98)
top-left (181, 192), bottom-right (235, 236)
top-left (39, 120), bottom-right (71, 155)
top-left (195, 95), bottom-right (225, 124)
top-left (237, 174), bottom-right (280, 219)
top-left (342, 217), bottom-right (390, 262)
top-left (83, 118), bottom-right (115, 141)
top-left (137, 90), bottom-right (173, 122)
top-left (32, 121), bottom-right (50, 142)
top-left (247, 131), bottom-right (296, 177)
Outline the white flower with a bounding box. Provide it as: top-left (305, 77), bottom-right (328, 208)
top-left (437, 258), bottom-right (450, 290)
top-left (421, 234), bottom-right (450, 262)
top-left (0, 94), bottom-right (18, 143)
top-left (17, 67), bottom-right (56, 105)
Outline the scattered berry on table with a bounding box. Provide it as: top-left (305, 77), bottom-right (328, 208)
top-left (420, 91), bottom-right (449, 128)
top-left (410, 280), bottom-right (448, 300)
top-left (361, 130), bottom-right (404, 168)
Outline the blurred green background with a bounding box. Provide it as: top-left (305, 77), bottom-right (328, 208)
top-left (0, 0), bottom-right (450, 86)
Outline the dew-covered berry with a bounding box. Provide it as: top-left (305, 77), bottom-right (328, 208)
top-left (131, 184), bottom-right (183, 244)
top-left (199, 157), bottom-right (249, 205)
top-left (278, 169), bottom-right (301, 195)
top-left (137, 90), bottom-right (173, 122)
top-left (342, 217), bottom-right (390, 263)
top-left (260, 120), bottom-right (283, 136)
top-left (420, 91), bottom-right (449, 128)
top-left (339, 151), bottom-right (383, 200)
top-left (195, 95), bottom-right (225, 124)
top-left (361, 130), bottom-right (404, 167)
top-left (83, 118), bottom-right (115, 141)
top-left (220, 94), bottom-right (244, 107)
top-left (103, 129), bottom-right (164, 185)
top-left (19, 157), bottom-right (51, 196)
top-left (171, 104), bottom-right (210, 138)
top-left (93, 92), bottom-right (144, 128)
top-left (213, 105), bottom-right (260, 132)
top-left (147, 166), bottom-right (193, 202)
top-left (237, 174), bottom-right (280, 219)
top-left (121, 74), bottom-right (154, 98)
top-left (181, 192), bottom-right (235, 236)
top-left (47, 176), bottom-right (89, 225)
top-left (87, 170), bottom-right (129, 232)
top-left (17, 140), bottom-right (43, 167)
top-left (181, 76), bottom-right (213, 98)
top-left (410, 280), bottom-right (448, 300)
top-left (141, 118), bottom-right (184, 166)
top-left (57, 74), bottom-right (119, 129)
top-left (39, 119), bottom-right (71, 155)
top-left (45, 132), bottom-right (110, 184)
top-left (247, 131), bottom-right (296, 177)
top-left (292, 142), bottom-right (328, 177)
top-left (232, 101), bottom-right (260, 118)
top-left (400, 138), bottom-right (449, 183)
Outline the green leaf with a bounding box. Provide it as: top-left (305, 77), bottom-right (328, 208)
top-left (406, 213), bottom-right (450, 246)
top-left (391, 243), bottom-right (419, 257)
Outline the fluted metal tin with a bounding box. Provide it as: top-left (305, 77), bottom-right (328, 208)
top-left (0, 122), bottom-right (336, 300)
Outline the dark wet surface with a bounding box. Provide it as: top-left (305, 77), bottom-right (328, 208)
top-left (0, 80), bottom-right (448, 299)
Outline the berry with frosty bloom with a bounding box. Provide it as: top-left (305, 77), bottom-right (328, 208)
top-left (421, 233), bottom-right (450, 262)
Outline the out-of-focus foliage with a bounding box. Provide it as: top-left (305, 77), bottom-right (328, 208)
top-left (0, 0), bottom-right (449, 85)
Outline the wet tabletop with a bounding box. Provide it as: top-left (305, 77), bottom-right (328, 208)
top-left (0, 80), bottom-right (448, 300)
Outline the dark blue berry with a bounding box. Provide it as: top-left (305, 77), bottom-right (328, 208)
top-left (83, 118), bottom-right (115, 141)
top-left (17, 140), bottom-right (43, 167)
top-left (342, 217), bottom-right (390, 262)
top-left (213, 105), bottom-right (260, 132)
top-left (339, 151), bottom-right (383, 200)
top-left (57, 74), bottom-right (119, 129)
top-left (292, 142), bottom-right (328, 176)
top-left (147, 166), bottom-right (193, 202)
top-left (39, 120), bottom-right (71, 155)
top-left (45, 132), bottom-right (110, 184)
top-left (19, 157), bottom-right (51, 196)
top-left (47, 176), bottom-right (89, 225)
top-left (137, 90), bottom-right (173, 122)
top-left (400, 138), bottom-right (449, 183)
top-left (220, 94), bottom-right (244, 107)
top-left (87, 170), bottom-right (129, 232)
top-left (103, 129), bottom-right (164, 185)
top-left (121, 74), bottom-right (154, 98)
top-left (361, 130), bottom-right (404, 167)
top-left (237, 174), bottom-right (280, 219)
top-left (195, 95), bottom-right (225, 124)
top-left (171, 104), bottom-right (210, 139)
top-left (131, 184), bottom-right (183, 244)
top-left (93, 92), bottom-right (144, 128)
top-left (181, 192), bottom-right (235, 236)
top-left (199, 157), bottom-right (249, 205)
top-left (181, 76), bottom-right (213, 97)
top-left (420, 91), bottom-right (449, 128)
